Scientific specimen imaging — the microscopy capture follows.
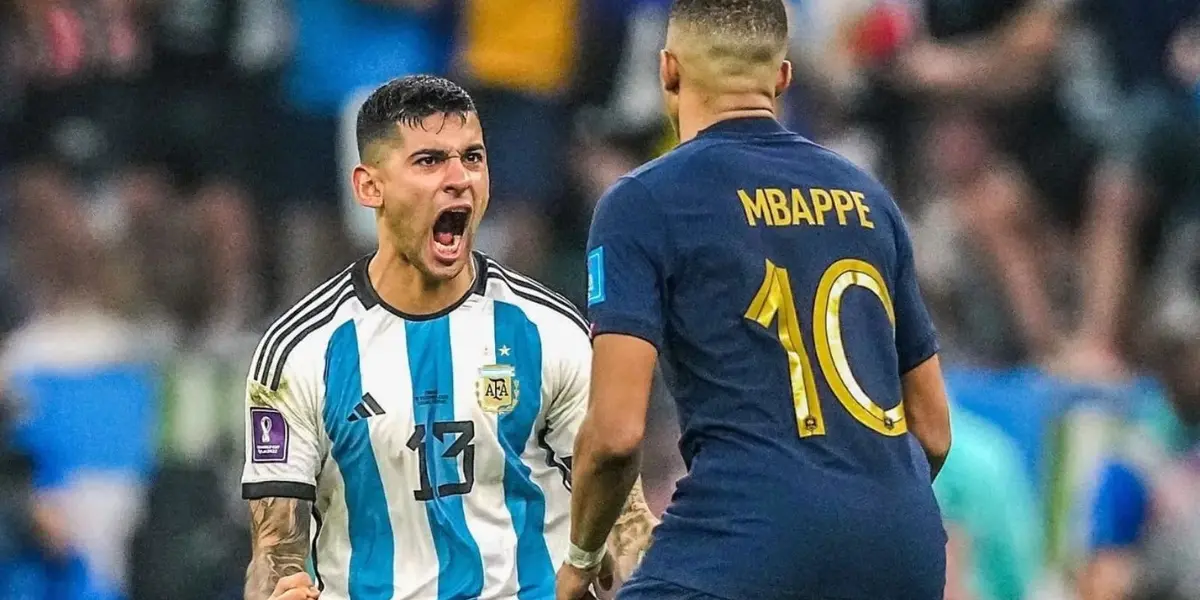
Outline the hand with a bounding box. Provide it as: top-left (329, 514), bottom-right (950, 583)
top-left (270, 572), bottom-right (320, 600)
top-left (555, 554), bottom-right (615, 600)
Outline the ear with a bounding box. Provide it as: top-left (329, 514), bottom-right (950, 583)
top-left (660, 49), bottom-right (681, 95)
top-left (353, 164), bottom-right (383, 209)
top-left (775, 59), bottom-right (793, 98)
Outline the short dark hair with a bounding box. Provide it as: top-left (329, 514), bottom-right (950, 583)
top-left (355, 75), bottom-right (477, 160)
top-left (669, 0), bottom-right (789, 59)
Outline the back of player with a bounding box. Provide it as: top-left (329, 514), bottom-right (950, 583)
top-left (582, 3), bottom-right (948, 598)
top-left (593, 121), bottom-right (946, 600)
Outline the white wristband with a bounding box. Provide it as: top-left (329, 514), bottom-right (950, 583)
top-left (566, 541), bottom-right (606, 571)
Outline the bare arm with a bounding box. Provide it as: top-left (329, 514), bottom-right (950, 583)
top-left (897, 1), bottom-right (1065, 102)
top-left (245, 497), bottom-right (312, 600)
top-left (607, 478), bottom-right (659, 581)
top-left (569, 334), bottom-right (657, 556)
top-left (902, 355), bottom-right (952, 480)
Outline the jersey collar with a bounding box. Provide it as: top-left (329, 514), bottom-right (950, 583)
top-left (697, 116), bottom-right (789, 138)
top-left (352, 251), bottom-right (488, 321)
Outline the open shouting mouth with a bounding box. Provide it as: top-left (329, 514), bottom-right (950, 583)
top-left (431, 205), bottom-right (471, 264)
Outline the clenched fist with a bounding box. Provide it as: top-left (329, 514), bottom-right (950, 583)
top-left (270, 572), bottom-right (320, 600)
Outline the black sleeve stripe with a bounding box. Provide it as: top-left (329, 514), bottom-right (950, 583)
top-left (311, 507), bottom-right (324, 591)
top-left (485, 257), bottom-right (582, 316)
top-left (266, 288), bottom-right (357, 390)
top-left (494, 279), bottom-right (590, 337)
top-left (504, 276), bottom-right (586, 327)
top-left (536, 426), bottom-right (572, 492)
top-left (485, 267), bottom-right (590, 336)
top-left (242, 481), bottom-right (317, 501)
top-left (252, 267), bottom-right (352, 381)
top-left (489, 255), bottom-right (578, 304)
top-left (510, 288), bottom-right (590, 338)
top-left (258, 279), bottom-right (352, 388)
top-left (253, 270), bottom-right (352, 383)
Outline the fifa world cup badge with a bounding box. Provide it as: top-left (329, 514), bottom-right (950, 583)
top-left (477, 364), bottom-right (519, 414)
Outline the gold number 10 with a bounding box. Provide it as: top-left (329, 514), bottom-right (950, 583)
top-left (744, 258), bottom-right (906, 438)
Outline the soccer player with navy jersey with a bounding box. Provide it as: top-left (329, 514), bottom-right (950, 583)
top-left (557, 1), bottom-right (954, 599)
top-left (241, 75), bottom-right (656, 600)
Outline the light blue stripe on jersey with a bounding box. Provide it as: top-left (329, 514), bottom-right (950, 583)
top-left (493, 301), bottom-right (552, 598)
top-left (323, 320), bottom-right (394, 599)
top-left (406, 317), bottom-right (484, 600)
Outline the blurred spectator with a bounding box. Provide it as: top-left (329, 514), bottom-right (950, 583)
top-left (935, 406), bottom-right (1043, 600)
top-left (283, 0), bottom-right (452, 305)
top-left (5, 0), bottom-right (150, 177)
top-left (1, 163), bottom-right (159, 600)
top-left (882, 0), bottom-right (1200, 375)
top-left (134, 0), bottom-right (288, 190)
top-left (1052, 0), bottom-right (1200, 380)
top-left (127, 464), bottom-right (249, 600)
top-left (1080, 328), bottom-right (1200, 600)
top-left (454, 0), bottom-right (584, 276)
top-left (887, 0), bottom-right (1086, 364)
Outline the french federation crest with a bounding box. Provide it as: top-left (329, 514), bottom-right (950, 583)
top-left (477, 364), bottom-right (519, 414)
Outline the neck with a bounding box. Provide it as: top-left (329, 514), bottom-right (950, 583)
top-left (368, 246), bottom-right (475, 317)
top-left (676, 89), bottom-right (777, 143)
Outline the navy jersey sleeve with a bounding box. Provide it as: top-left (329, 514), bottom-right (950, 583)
top-left (586, 177), bottom-right (668, 350)
top-left (892, 212), bottom-right (939, 373)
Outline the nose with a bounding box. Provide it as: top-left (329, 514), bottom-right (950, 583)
top-left (442, 156), bottom-right (473, 196)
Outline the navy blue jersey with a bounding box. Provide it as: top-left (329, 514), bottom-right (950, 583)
top-left (586, 118), bottom-right (946, 600)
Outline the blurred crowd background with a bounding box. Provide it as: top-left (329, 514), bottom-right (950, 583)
top-left (1, 0), bottom-right (1199, 599)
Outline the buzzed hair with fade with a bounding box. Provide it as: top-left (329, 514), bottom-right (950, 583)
top-left (668, 0), bottom-right (789, 65)
top-left (355, 75), bottom-right (477, 163)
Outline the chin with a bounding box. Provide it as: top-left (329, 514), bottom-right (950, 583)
top-left (421, 240), bottom-right (473, 282)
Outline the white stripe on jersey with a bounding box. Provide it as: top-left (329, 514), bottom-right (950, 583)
top-left (449, 302), bottom-right (521, 599)
top-left (250, 266), bottom-right (353, 387)
top-left (354, 314), bottom-right (442, 598)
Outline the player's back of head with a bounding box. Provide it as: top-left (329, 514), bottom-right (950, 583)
top-left (355, 74), bottom-right (476, 164)
top-left (666, 0), bottom-right (789, 92)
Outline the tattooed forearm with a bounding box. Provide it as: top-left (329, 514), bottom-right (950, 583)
top-left (245, 498), bottom-right (311, 600)
top-left (608, 479), bottom-right (659, 580)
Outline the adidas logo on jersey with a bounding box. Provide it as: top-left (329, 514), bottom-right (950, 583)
top-left (347, 393), bottom-right (386, 422)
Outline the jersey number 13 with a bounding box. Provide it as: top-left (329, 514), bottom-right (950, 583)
top-left (745, 258), bottom-right (905, 439)
top-left (406, 421), bottom-right (476, 501)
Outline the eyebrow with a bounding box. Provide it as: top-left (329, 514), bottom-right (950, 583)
top-left (408, 144), bottom-right (486, 161)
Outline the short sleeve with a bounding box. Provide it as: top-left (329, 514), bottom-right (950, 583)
top-left (241, 349), bottom-right (325, 501)
top-left (891, 212), bottom-right (939, 373)
top-left (586, 177), bottom-right (669, 350)
top-left (1088, 461), bottom-right (1150, 551)
top-left (541, 323), bottom-right (593, 464)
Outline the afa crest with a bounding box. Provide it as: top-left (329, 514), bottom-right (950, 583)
top-left (477, 364), bottom-right (519, 414)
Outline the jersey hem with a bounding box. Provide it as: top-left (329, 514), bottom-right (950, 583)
top-left (898, 333), bottom-right (939, 375)
top-left (242, 480), bottom-right (317, 501)
top-left (590, 319), bottom-right (662, 352)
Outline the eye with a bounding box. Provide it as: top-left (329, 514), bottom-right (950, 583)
top-left (463, 151), bottom-right (484, 164)
top-left (415, 155), bottom-right (439, 167)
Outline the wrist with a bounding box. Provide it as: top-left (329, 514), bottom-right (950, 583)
top-left (566, 540), bottom-right (607, 571)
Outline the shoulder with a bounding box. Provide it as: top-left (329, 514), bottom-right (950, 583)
top-left (249, 261), bottom-right (364, 391)
top-left (480, 254), bottom-right (590, 343)
top-left (620, 139), bottom-right (720, 192)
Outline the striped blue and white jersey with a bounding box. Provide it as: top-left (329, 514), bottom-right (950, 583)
top-left (241, 252), bottom-right (591, 600)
